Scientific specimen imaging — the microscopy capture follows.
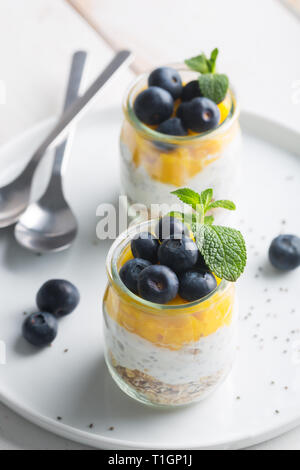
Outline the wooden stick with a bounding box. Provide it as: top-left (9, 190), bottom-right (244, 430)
top-left (66, 0), bottom-right (152, 74)
top-left (279, 0), bottom-right (300, 20)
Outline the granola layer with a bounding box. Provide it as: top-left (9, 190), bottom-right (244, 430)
top-left (110, 354), bottom-right (226, 406)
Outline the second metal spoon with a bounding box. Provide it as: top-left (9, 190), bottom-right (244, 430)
top-left (14, 51), bottom-right (87, 253)
top-left (0, 50), bottom-right (133, 228)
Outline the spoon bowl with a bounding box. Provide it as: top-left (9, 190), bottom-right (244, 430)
top-left (14, 194), bottom-right (78, 253)
top-left (0, 173), bottom-right (31, 228)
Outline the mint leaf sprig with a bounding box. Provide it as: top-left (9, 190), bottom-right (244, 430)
top-left (185, 48), bottom-right (219, 74)
top-left (171, 188), bottom-right (246, 282)
top-left (184, 48), bottom-right (229, 104)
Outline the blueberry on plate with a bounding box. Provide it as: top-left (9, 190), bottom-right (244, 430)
top-left (138, 265), bottom-right (179, 304)
top-left (181, 80), bottom-right (202, 102)
top-left (269, 234), bottom-right (300, 271)
top-left (148, 67), bottom-right (182, 100)
top-left (120, 258), bottom-right (152, 294)
top-left (158, 236), bottom-right (198, 273)
top-left (179, 269), bottom-right (217, 302)
top-left (157, 117), bottom-right (187, 137)
top-left (131, 232), bottom-right (159, 263)
top-left (180, 97), bottom-right (220, 132)
top-left (134, 86), bottom-right (174, 125)
top-left (22, 312), bottom-right (58, 347)
top-left (155, 216), bottom-right (190, 242)
top-left (36, 279), bottom-right (80, 318)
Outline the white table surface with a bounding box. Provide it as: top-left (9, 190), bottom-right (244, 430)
top-left (0, 0), bottom-right (300, 450)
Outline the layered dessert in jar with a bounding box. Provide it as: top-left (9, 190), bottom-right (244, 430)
top-left (120, 49), bottom-right (241, 221)
top-left (103, 188), bottom-right (247, 406)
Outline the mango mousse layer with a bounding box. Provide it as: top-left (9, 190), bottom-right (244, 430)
top-left (121, 93), bottom-right (239, 187)
top-left (104, 244), bottom-right (235, 351)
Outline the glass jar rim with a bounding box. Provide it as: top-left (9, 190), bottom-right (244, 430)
top-left (123, 63), bottom-right (240, 144)
top-left (106, 219), bottom-right (230, 316)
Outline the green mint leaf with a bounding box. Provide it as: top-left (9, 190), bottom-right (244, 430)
top-left (208, 200), bottom-right (236, 211)
top-left (171, 188), bottom-right (201, 211)
top-left (196, 225), bottom-right (247, 282)
top-left (204, 215), bottom-right (214, 225)
top-left (190, 213), bottom-right (202, 233)
top-left (200, 188), bottom-right (213, 210)
top-left (208, 48), bottom-right (219, 73)
top-left (198, 73), bottom-right (229, 104)
top-left (185, 54), bottom-right (209, 74)
top-left (185, 48), bottom-right (220, 74)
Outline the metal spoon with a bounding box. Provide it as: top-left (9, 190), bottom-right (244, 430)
top-left (0, 50), bottom-right (133, 228)
top-left (14, 51), bottom-right (87, 253)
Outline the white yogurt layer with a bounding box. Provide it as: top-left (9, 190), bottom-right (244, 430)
top-left (105, 307), bottom-right (238, 386)
top-left (120, 133), bottom-right (242, 224)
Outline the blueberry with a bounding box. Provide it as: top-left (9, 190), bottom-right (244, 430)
top-left (36, 279), bottom-right (80, 318)
top-left (269, 234), bottom-right (300, 271)
top-left (134, 86), bottom-right (174, 125)
top-left (196, 251), bottom-right (210, 270)
top-left (180, 97), bottom-right (220, 132)
top-left (158, 236), bottom-right (198, 273)
top-left (155, 216), bottom-right (190, 242)
top-left (157, 117), bottom-right (187, 137)
top-left (138, 265), bottom-right (179, 304)
top-left (22, 312), bottom-right (58, 347)
top-left (179, 269), bottom-right (217, 301)
top-left (148, 67), bottom-right (182, 100)
top-left (131, 232), bottom-right (159, 263)
top-left (176, 102), bottom-right (188, 121)
top-left (181, 80), bottom-right (202, 102)
top-left (120, 258), bottom-right (152, 294)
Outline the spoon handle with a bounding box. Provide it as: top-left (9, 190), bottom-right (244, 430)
top-left (63, 51), bottom-right (87, 111)
top-left (27, 50), bottom-right (133, 172)
top-left (48, 51), bottom-right (87, 182)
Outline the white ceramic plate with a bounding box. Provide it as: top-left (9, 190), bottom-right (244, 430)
top-left (0, 109), bottom-right (300, 450)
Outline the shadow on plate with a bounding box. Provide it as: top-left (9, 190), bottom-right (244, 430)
top-left (260, 259), bottom-right (295, 280)
top-left (62, 355), bottom-right (205, 432)
top-left (14, 336), bottom-right (45, 358)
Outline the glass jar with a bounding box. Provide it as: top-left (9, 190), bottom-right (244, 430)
top-left (120, 65), bottom-right (242, 223)
top-left (103, 220), bottom-right (238, 407)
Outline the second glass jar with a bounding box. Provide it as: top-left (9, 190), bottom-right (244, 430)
top-left (120, 65), bottom-right (242, 222)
